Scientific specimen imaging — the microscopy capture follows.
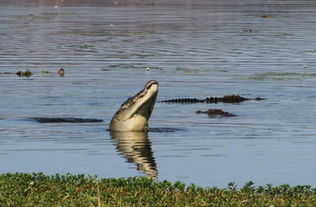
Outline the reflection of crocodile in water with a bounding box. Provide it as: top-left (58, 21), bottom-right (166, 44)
top-left (110, 131), bottom-right (157, 179)
top-left (161, 95), bottom-right (264, 104)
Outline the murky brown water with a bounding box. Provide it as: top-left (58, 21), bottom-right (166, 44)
top-left (1, 0), bottom-right (316, 187)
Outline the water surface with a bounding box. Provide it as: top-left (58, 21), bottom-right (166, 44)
top-left (1, 0), bottom-right (316, 187)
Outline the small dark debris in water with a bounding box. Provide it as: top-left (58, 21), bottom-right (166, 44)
top-left (161, 95), bottom-right (251, 104)
top-left (58, 68), bottom-right (65, 77)
top-left (248, 14), bottom-right (277, 18)
top-left (16, 69), bottom-right (33, 77)
top-left (260, 15), bottom-right (275, 18)
top-left (0, 72), bottom-right (13, 75)
top-left (196, 109), bottom-right (236, 118)
top-left (33, 117), bottom-right (103, 123)
top-left (255, 97), bottom-right (265, 101)
top-left (243, 28), bottom-right (253, 33)
top-left (80, 43), bottom-right (89, 49)
top-left (79, 43), bottom-right (94, 49)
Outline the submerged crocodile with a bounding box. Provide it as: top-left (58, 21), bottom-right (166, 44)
top-left (33, 117), bottom-right (103, 123)
top-left (109, 80), bottom-right (159, 131)
top-left (196, 109), bottom-right (236, 118)
top-left (161, 95), bottom-right (264, 104)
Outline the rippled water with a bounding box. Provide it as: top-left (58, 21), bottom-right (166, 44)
top-left (1, 0), bottom-right (316, 187)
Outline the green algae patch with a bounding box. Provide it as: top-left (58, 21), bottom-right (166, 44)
top-left (247, 14), bottom-right (278, 18)
top-left (304, 50), bottom-right (316, 53)
top-left (176, 67), bottom-right (200, 74)
top-left (79, 43), bottom-right (95, 49)
top-left (9, 14), bottom-right (52, 20)
top-left (0, 173), bottom-right (316, 207)
top-left (248, 72), bottom-right (316, 81)
top-left (66, 30), bottom-right (111, 37)
top-left (9, 12), bottom-right (78, 21)
top-left (215, 69), bottom-right (229, 72)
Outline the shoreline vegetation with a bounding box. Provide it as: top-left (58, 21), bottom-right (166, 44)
top-left (0, 173), bottom-right (315, 206)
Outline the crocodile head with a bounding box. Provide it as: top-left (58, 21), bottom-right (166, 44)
top-left (109, 80), bottom-right (159, 131)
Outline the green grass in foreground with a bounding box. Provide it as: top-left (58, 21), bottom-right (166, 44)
top-left (0, 173), bottom-right (315, 207)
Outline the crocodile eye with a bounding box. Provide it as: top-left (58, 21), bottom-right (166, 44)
top-left (146, 84), bottom-right (152, 90)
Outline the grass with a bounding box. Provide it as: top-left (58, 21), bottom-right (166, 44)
top-left (0, 173), bottom-right (316, 207)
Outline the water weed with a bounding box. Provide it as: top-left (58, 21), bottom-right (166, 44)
top-left (248, 72), bottom-right (316, 81)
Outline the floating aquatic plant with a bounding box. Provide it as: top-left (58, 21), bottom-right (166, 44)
top-left (66, 30), bottom-right (110, 36)
top-left (247, 14), bottom-right (278, 18)
top-left (79, 43), bottom-right (94, 49)
top-left (304, 50), bottom-right (316, 53)
top-left (9, 14), bottom-right (52, 20)
top-left (248, 72), bottom-right (316, 81)
top-left (16, 70), bottom-right (33, 77)
top-left (0, 72), bottom-right (13, 75)
top-left (176, 67), bottom-right (200, 74)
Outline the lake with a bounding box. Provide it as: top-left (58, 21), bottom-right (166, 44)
top-left (0, 0), bottom-right (316, 187)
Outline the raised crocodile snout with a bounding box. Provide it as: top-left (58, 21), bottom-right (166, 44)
top-left (109, 80), bottom-right (159, 131)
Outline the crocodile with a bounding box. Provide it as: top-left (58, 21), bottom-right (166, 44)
top-left (109, 80), bottom-right (159, 131)
top-left (161, 95), bottom-right (264, 104)
top-left (32, 81), bottom-right (263, 127)
top-left (196, 109), bottom-right (236, 118)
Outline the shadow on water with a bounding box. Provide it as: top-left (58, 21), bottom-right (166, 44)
top-left (110, 131), bottom-right (157, 179)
